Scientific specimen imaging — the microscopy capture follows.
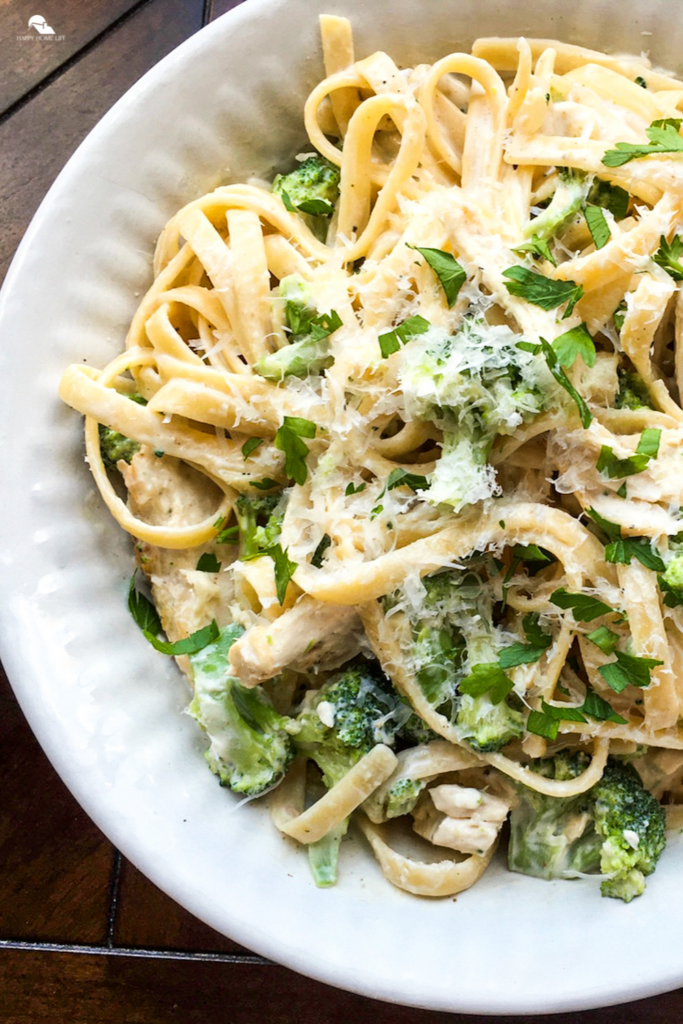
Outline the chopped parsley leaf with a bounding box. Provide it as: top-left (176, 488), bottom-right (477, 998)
top-left (274, 416), bottom-right (317, 485)
top-left (584, 205), bottom-right (611, 249)
top-left (241, 437), bottom-right (264, 459)
top-left (550, 588), bottom-right (615, 621)
top-left (502, 266), bottom-right (583, 318)
top-left (196, 553), bottom-right (221, 573)
top-left (378, 315), bottom-right (431, 358)
top-left (603, 118), bottom-right (683, 167)
top-left (407, 245), bottom-right (466, 307)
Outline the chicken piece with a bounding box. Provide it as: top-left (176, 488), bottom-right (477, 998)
top-left (412, 782), bottom-right (513, 856)
top-left (430, 784), bottom-right (510, 821)
top-left (228, 595), bottom-right (363, 686)
top-left (574, 352), bottom-right (619, 406)
top-left (121, 447), bottom-right (237, 644)
top-left (633, 748), bottom-right (683, 801)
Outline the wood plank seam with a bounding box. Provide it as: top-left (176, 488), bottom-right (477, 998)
top-left (0, 940), bottom-right (269, 963)
top-left (105, 850), bottom-right (123, 948)
top-left (202, 0), bottom-right (214, 27)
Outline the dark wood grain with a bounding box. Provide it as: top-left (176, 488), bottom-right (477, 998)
top-left (0, 667), bottom-right (113, 943)
top-left (0, 0), bottom-right (205, 287)
top-left (0, 951), bottom-right (682, 1024)
top-left (114, 860), bottom-right (250, 955)
top-left (210, 0), bottom-right (251, 19)
top-left (0, 0), bottom-right (147, 116)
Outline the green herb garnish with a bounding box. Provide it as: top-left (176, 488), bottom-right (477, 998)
top-left (499, 613), bottom-right (553, 668)
top-left (311, 534), bottom-right (332, 569)
top-left (459, 663), bottom-right (514, 703)
top-left (596, 428), bottom-right (661, 479)
top-left (586, 625), bottom-right (621, 655)
top-left (128, 573), bottom-right (219, 655)
top-left (585, 507), bottom-right (665, 571)
top-left (407, 245), bottom-right (466, 307)
top-left (378, 315), bottom-right (431, 358)
top-left (512, 238), bottom-right (556, 266)
top-left (241, 437), bottom-right (264, 459)
top-left (274, 416), bottom-right (317, 485)
top-left (503, 266), bottom-right (583, 318)
top-left (587, 179), bottom-right (629, 219)
top-left (652, 234), bottom-right (683, 281)
top-left (584, 205), bottom-right (611, 249)
top-left (196, 553), bottom-right (221, 573)
top-left (550, 588), bottom-right (615, 621)
top-left (552, 322), bottom-right (596, 369)
top-left (598, 651), bottom-right (663, 693)
top-left (269, 543), bottom-right (298, 605)
top-left (603, 118), bottom-right (683, 167)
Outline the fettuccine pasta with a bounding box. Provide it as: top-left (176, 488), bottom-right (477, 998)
top-left (60, 18), bottom-right (683, 903)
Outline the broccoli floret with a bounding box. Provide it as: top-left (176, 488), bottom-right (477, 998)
top-left (385, 776), bottom-right (427, 819)
top-left (534, 749), bottom-right (591, 782)
top-left (508, 754), bottom-right (666, 902)
top-left (402, 568), bottom-right (523, 752)
top-left (294, 657), bottom-right (405, 787)
top-left (293, 657), bottom-right (406, 886)
top-left (188, 624), bottom-right (296, 796)
top-left (456, 692), bottom-right (524, 753)
top-left (98, 394), bottom-right (147, 469)
top-left (592, 758), bottom-right (666, 902)
top-left (256, 275), bottom-right (337, 380)
top-left (272, 156), bottom-right (340, 216)
top-left (615, 369), bottom-right (653, 410)
top-left (412, 625), bottom-right (463, 705)
top-left (400, 712), bottom-right (440, 746)
top-left (99, 426), bottom-right (141, 469)
top-left (427, 434), bottom-right (500, 512)
top-left (524, 168), bottom-right (590, 245)
top-left (235, 492), bottom-right (285, 559)
top-left (257, 275), bottom-right (343, 381)
top-left (663, 561), bottom-right (683, 593)
top-left (660, 554), bottom-right (683, 608)
top-left (400, 319), bottom-right (551, 510)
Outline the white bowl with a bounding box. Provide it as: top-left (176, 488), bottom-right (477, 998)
top-left (2, 0), bottom-right (683, 1012)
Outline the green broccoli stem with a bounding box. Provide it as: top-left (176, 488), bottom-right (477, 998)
top-left (428, 430), bottom-right (493, 512)
top-left (235, 494), bottom-right (283, 559)
top-left (312, 744), bottom-right (364, 789)
top-left (307, 819), bottom-right (348, 887)
top-left (255, 335), bottom-right (333, 381)
top-left (525, 169), bottom-right (589, 242)
top-left (385, 777), bottom-right (427, 819)
top-left (465, 617), bottom-right (497, 667)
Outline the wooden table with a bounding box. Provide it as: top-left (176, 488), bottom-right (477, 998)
top-left (0, 2), bottom-right (681, 1019)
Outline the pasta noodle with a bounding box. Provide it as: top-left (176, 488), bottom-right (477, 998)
top-left (59, 19), bottom-right (683, 903)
